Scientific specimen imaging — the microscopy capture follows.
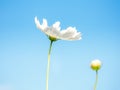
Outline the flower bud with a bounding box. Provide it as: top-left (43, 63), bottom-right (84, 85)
top-left (90, 59), bottom-right (102, 71)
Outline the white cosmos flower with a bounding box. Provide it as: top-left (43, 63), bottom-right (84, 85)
top-left (35, 17), bottom-right (82, 41)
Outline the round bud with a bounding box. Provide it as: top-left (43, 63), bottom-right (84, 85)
top-left (90, 59), bottom-right (102, 71)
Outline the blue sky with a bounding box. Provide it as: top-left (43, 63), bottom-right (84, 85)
top-left (0, 0), bottom-right (120, 90)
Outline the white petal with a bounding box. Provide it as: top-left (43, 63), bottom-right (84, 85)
top-left (44, 22), bottom-right (61, 38)
top-left (44, 27), bottom-right (61, 38)
top-left (59, 27), bottom-right (81, 40)
top-left (72, 32), bottom-right (82, 40)
top-left (34, 16), bottom-right (42, 30)
top-left (42, 19), bottom-right (48, 30)
top-left (34, 17), bottom-right (48, 31)
top-left (53, 21), bottom-right (61, 31)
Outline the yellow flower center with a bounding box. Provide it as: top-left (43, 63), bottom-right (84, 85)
top-left (49, 36), bottom-right (57, 41)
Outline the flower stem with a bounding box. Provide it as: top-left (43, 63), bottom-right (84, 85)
top-left (94, 70), bottom-right (98, 90)
top-left (46, 40), bottom-right (53, 90)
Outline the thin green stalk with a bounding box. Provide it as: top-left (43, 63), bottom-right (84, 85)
top-left (94, 70), bottom-right (98, 90)
top-left (46, 40), bottom-right (53, 90)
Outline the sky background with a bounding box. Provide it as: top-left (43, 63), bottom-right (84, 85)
top-left (0, 0), bottom-right (120, 90)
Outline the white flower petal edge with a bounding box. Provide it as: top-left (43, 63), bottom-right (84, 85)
top-left (35, 17), bottom-right (82, 40)
top-left (60, 27), bottom-right (82, 40)
top-left (35, 17), bottom-right (48, 31)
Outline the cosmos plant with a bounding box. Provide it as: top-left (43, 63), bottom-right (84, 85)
top-left (34, 17), bottom-right (102, 90)
top-left (90, 59), bottom-right (102, 90)
top-left (35, 17), bottom-right (82, 90)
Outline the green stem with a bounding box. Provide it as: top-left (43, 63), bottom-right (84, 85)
top-left (94, 70), bottom-right (98, 90)
top-left (46, 40), bottom-right (53, 90)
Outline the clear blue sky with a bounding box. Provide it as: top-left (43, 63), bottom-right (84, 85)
top-left (0, 0), bottom-right (120, 90)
